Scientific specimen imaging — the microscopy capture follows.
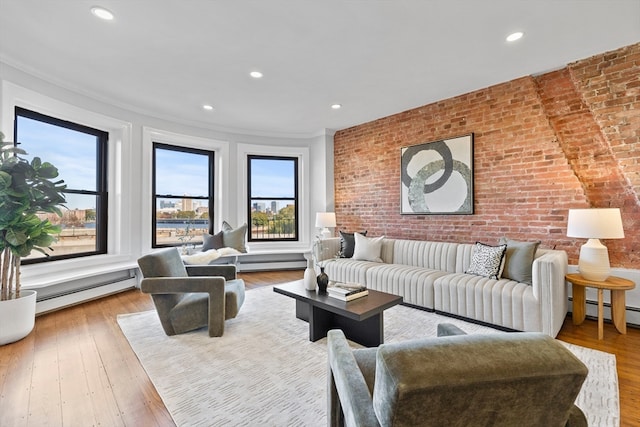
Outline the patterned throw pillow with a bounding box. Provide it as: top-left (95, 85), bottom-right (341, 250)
top-left (465, 242), bottom-right (507, 279)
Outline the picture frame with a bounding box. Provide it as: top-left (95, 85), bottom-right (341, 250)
top-left (400, 133), bottom-right (474, 215)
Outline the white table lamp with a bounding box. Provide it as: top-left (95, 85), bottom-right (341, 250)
top-left (567, 208), bottom-right (624, 281)
top-left (315, 212), bottom-right (336, 239)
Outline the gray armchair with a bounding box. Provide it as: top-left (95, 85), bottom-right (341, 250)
top-left (137, 248), bottom-right (245, 337)
top-left (327, 324), bottom-right (588, 427)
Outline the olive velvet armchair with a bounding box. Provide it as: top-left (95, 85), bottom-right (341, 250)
top-left (137, 247), bottom-right (245, 337)
top-left (327, 324), bottom-right (588, 427)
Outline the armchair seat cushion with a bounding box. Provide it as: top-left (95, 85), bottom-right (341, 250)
top-left (170, 293), bottom-right (209, 334)
top-left (353, 348), bottom-right (377, 394)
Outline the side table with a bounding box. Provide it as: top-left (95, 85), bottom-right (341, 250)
top-left (565, 273), bottom-right (635, 340)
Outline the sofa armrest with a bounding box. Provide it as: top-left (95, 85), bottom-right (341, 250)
top-left (186, 264), bottom-right (237, 280)
top-left (314, 237), bottom-right (341, 263)
top-left (531, 250), bottom-right (569, 337)
top-left (327, 330), bottom-right (380, 427)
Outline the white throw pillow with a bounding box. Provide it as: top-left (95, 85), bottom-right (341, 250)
top-left (352, 233), bottom-right (385, 262)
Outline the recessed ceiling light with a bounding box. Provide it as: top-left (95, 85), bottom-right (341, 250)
top-left (91, 6), bottom-right (114, 21)
top-left (202, 104), bottom-right (214, 111)
top-left (506, 31), bottom-right (524, 42)
top-left (331, 104), bottom-right (342, 110)
top-left (250, 71), bottom-right (263, 79)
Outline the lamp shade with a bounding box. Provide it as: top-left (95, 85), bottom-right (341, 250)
top-left (566, 208), bottom-right (624, 239)
top-left (315, 212), bottom-right (336, 228)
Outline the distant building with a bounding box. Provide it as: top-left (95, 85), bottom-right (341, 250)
top-left (195, 206), bottom-right (209, 216)
top-left (182, 197), bottom-right (193, 212)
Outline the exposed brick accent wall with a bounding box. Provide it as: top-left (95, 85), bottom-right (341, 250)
top-left (334, 43), bottom-right (640, 269)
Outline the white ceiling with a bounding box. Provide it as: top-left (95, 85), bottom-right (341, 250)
top-left (1, 1), bottom-right (639, 137)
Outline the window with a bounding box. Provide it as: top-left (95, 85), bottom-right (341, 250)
top-left (247, 155), bottom-right (298, 241)
top-left (152, 143), bottom-right (214, 248)
top-left (14, 107), bottom-right (109, 262)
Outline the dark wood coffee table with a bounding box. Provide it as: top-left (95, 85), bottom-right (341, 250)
top-left (273, 281), bottom-right (403, 347)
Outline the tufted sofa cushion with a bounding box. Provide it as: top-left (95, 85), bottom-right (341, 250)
top-left (433, 273), bottom-right (541, 332)
top-left (366, 264), bottom-right (450, 309)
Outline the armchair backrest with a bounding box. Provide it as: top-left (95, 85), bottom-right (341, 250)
top-left (372, 332), bottom-right (588, 426)
top-left (138, 248), bottom-right (188, 278)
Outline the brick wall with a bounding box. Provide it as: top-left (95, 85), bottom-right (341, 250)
top-left (333, 43), bottom-right (640, 269)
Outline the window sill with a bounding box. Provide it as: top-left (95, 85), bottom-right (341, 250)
top-left (21, 255), bottom-right (138, 289)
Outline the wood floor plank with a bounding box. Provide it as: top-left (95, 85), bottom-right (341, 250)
top-left (0, 332), bottom-right (36, 426)
top-left (27, 312), bottom-right (62, 427)
top-left (57, 306), bottom-right (100, 426)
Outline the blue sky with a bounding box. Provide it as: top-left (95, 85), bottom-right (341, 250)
top-left (155, 149), bottom-right (209, 197)
top-left (250, 158), bottom-right (295, 198)
top-left (17, 116), bottom-right (96, 210)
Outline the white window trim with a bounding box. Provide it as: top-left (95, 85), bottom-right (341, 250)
top-left (1, 81), bottom-right (134, 283)
top-left (237, 143), bottom-right (311, 252)
top-left (142, 127), bottom-right (230, 252)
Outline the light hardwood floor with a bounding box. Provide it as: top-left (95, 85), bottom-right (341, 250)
top-left (1, 269), bottom-right (638, 426)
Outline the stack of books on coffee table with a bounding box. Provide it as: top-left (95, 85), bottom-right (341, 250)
top-left (327, 282), bottom-right (369, 301)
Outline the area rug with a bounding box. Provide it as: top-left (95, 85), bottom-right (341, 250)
top-left (118, 284), bottom-right (619, 427)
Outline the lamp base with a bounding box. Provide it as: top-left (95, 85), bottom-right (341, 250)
top-left (578, 238), bottom-right (611, 282)
top-left (320, 228), bottom-right (331, 239)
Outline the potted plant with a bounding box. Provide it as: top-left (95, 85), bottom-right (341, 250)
top-left (0, 132), bottom-right (66, 345)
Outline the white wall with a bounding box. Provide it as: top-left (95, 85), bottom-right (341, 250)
top-left (0, 62), bottom-right (334, 288)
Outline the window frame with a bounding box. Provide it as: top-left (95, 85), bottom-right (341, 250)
top-left (14, 106), bottom-right (109, 264)
top-left (151, 142), bottom-right (215, 248)
top-left (247, 154), bottom-right (299, 242)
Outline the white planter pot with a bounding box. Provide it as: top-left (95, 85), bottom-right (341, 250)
top-left (0, 289), bottom-right (37, 346)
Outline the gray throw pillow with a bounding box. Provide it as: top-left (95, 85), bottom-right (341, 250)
top-left (339, 230), bottom-right (367, 258)
top-left (222, 221), bottom-right (248, 253)
top-left (465, 242), bottom-right (507, 279)
top-left (499, 237), bottom-right (541, 285)
top-left (202, 231), bottom-right (224, 251)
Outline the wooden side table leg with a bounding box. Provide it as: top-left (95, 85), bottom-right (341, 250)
top-left (572, 283), bottom-right (586, 325)
top-left (597, 288), bottom-right (604, 340)
top-left (611, 289), bottom-right (628, 334)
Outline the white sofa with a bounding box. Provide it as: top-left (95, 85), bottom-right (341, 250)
top-left (315, 237), bottom-right (569, 337)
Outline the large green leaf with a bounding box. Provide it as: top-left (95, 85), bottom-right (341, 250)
top-left (5, 228), bottom-right (28, 246)
top-left (0, 171), bottom-right (11, 190)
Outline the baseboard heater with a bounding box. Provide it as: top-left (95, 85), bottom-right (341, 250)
top-left (568, 296), bottom-right (640, 329)
top-left (35, 269), bottom-right (138, 315)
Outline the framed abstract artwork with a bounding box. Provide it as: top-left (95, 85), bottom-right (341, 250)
top-left (400, 133), bottom-right (474, 215)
